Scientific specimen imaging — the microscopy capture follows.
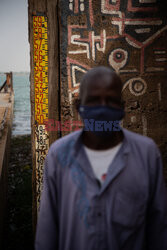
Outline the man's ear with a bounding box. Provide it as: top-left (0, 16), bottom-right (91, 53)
top-left (73, 98), bottom-right (81, 112)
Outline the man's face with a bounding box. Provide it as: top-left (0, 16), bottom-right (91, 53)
top-left (80, 74), bottom-right (123, 109)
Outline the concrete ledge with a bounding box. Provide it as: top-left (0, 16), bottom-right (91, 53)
top-left (0, 92), bottom-right (14, 247)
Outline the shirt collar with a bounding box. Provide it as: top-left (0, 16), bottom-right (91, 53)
top-left (73, 128), bottom-right (131, 156)
top-left (72, 128), bottom-right (131, 194)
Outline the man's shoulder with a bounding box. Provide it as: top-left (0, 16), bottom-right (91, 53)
top-left (123, 128), bottom-right (153, 143)
top-left (123, 128), bottom-right (159, 153)
top-left (49, 130), bottom-right (81, 155)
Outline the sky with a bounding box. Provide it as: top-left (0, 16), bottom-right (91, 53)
top-left (0, 0), bottom-right (30, 72)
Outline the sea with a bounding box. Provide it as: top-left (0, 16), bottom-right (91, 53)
top-left (0, 73), bottom-right (31, 136)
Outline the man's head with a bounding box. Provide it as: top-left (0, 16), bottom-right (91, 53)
top-left (78, 66), bottom-right (124, 109)
top-left (77, 66), bottom-right (125, 148)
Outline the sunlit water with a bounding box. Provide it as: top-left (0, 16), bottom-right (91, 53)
top-left (0, 73), bottom-right (31, 136)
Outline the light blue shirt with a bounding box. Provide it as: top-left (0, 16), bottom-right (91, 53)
top-left (35, 128), bottom-right (167, 250)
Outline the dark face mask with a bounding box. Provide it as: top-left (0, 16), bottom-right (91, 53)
top-left (79, 105), bottom-right (125, 136)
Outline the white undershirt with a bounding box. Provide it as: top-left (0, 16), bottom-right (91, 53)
top-left (84, 142), bottom-right (122, 185)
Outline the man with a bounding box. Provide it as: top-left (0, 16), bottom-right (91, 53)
top-left (35, 66), bottom-right (167, 250)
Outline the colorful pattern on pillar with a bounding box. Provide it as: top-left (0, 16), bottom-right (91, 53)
top-left (33, 16), bottom-right (49, 212)
top-left (65, 0), bottom-right (167, 96)
top-left (60, 0), bottom-right (167, 140)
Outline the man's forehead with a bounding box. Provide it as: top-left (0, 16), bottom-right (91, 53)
top-left (79, 67), bottom-right (123, 99)
top-left (85, 73), bottom-right (121, 90)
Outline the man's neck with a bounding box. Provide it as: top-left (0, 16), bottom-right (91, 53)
top-left (82, 130), bottom-right (124, 150)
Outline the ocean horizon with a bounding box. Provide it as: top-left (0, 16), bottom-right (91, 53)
top-left (0, 73), bottom-right (31, 136)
